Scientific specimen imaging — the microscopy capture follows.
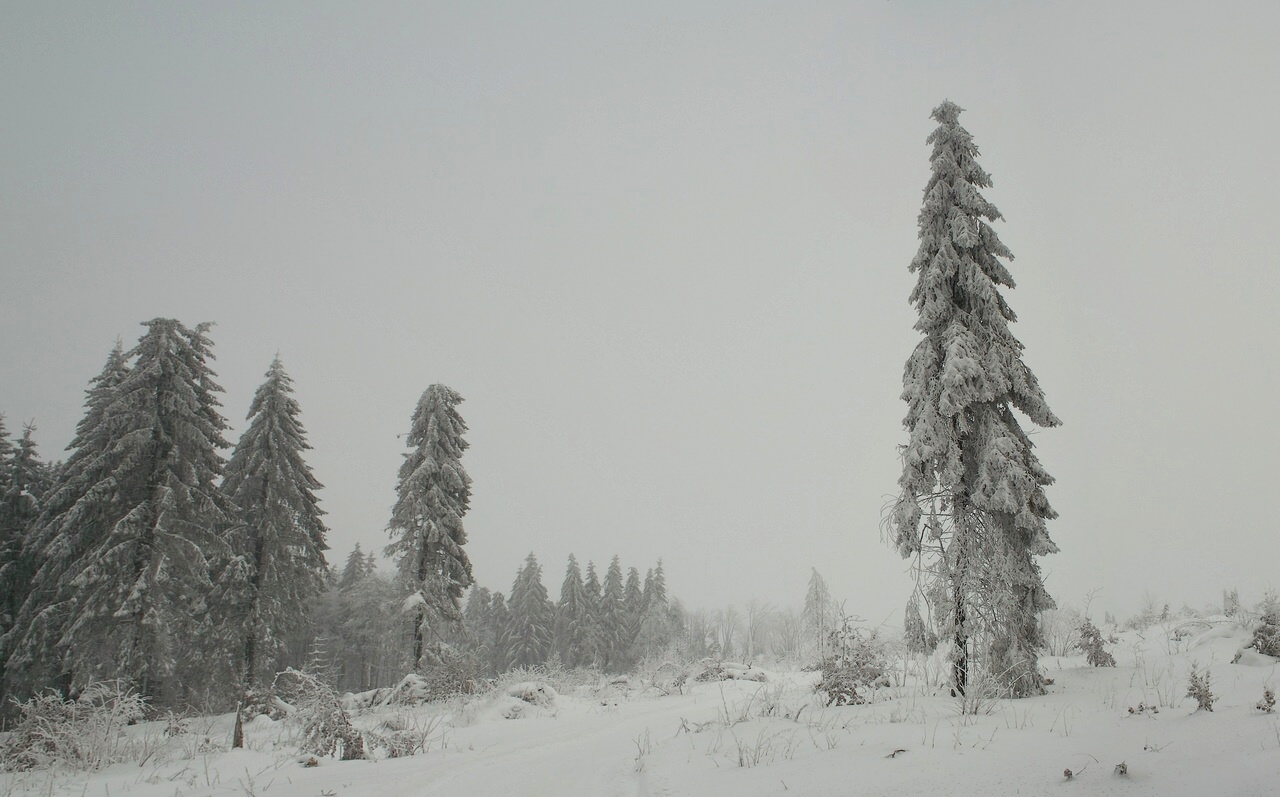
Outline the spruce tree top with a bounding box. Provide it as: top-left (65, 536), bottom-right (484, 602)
top-left (893, 101), bottom-right (1059, 559)
top-left (223, 357), bottom-right (327, 552)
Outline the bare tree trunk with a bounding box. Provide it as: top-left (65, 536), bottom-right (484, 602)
top-left (243, 634), bottom-right (257, 689)
top-left (952, 578), bottom-right (968, 696)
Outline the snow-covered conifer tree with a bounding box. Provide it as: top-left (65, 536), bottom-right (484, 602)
top-left (889, 101), bottom-right (1059, 697)
top-left (501, 553), bottom-right (553, 669)
top-left (581, 561), bottom-right (604, 667)
top-left (620, 566), bottom-right (644, 667)
top-left (340, 544), bottom-right (369, 589)
top-left (802, 568), bottom-right (835, 663)
top-left (219, 358), bottom-right (329, 688)
top-left (903, 593), bottom-right (936, 655)
top-left (553, 554), bottom-right (592, 668)
top-left (0, 421), bottom-right (52, 706)
top-left (598, 556), bottom-right (626, 672)
top-left (634, 560), bottom-right (674, 658)
top-left (36, 321), bottom-right (234, 700)
top-left (3, 344), bottom-right (131, 698)
top-left (322, 569), bottom-right (405, 691)
top-left (487, 591), bottom-right (511, 673)
top-left (385, 384), bottom-right (473, 668)
top-left (462, 584), bottom-right (497, 671)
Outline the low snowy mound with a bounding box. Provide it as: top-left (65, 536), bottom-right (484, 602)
top-left (694, 660), bottom-right (769, 683)
top-left (505, 681), bottom-right (558, 708)
top-left (1233, 648), bottom-right (1279, 667)
top-left (342, 673), bottom-right (444, 710)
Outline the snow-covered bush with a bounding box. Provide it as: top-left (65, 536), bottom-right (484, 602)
top-left (1078, 619), bottom-right (1115, 667)
top-left (1125, 595), bottom-right (1168, 631)
top-left (813, 617), bottom-right (889, 706)
top-left (1223, 588), bottom-right (1241, 618)
top-left (1251, 593), bottom-right (1280, 657)
top-left (504, 681), bottom-right (558, 708)
top-left (364, 711), bottom-right (442, 758)
top-left (272, 668), bottom-right (364, 760)
top-left (418, 648), bottom-right (485, 700)
top-left (695, 660), bottom-right (769, 683)
top-left (1186, 665), bottom-right (1215, 712)
top-left (495, 663), bottom-right (599, 697)
top-left (241, 687), bottom-right (290, 721)
top-left (1255, 687), bottom-right (1275, 714)
top-left (0, 682), bottom-right (147, 771)
top-left (632, 655), bottom-right (697, 695)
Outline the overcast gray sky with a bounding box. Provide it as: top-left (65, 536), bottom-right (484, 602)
top-left (3, 0), bottom-right (1278, 624)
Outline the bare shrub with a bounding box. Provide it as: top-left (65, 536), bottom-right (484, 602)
top-left (1040, 607), bottom-right (1082, 657)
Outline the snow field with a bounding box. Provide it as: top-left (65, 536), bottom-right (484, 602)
top-left (3, 623), bottom-right (1276, 797)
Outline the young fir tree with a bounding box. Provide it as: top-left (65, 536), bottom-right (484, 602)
top-left (553, 554), bottom-right (592, 668)
top-left (3, 344), bottom-right (132, 699)
top-left (385, 384), bottom-right (473, 669)
top-left (44, 321), bottom-right (233, 700)
top-left (889, 101), bottom-right (1059, 698)
top-left (219, 358), bottom-right (329, 688)
top-left (501, 553), bottom-right (553, 669)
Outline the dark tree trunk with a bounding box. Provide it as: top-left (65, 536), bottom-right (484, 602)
top-left (243, 633), bottom-right (257, 689)
top-left (953, 580), bottom-right (968, 696)
top-left (232, 704), bottom-right (244, 749)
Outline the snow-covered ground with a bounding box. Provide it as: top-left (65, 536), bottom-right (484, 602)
top-left (4, 622), bottom-right (1276, 797)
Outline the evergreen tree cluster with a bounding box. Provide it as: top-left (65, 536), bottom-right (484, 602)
top-left (310, 550), bottom-right (408, 693)
top-left (0, 321), bottom-right (330, 710)
top-left (459, 553), bottom-right (683, 676)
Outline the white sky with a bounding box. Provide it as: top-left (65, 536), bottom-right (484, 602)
top-left (3, 0), bottom-right (1278, 624)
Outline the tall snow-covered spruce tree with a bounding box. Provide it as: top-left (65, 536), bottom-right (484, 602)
top-left (386, 384), bottom-right (473, 668)
top-left (889, 101), bottom-right (1060, 698)
top-left (21, 320), bottom-right (234, 701)
top-left (219, 357), bottom-right (329, 688)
